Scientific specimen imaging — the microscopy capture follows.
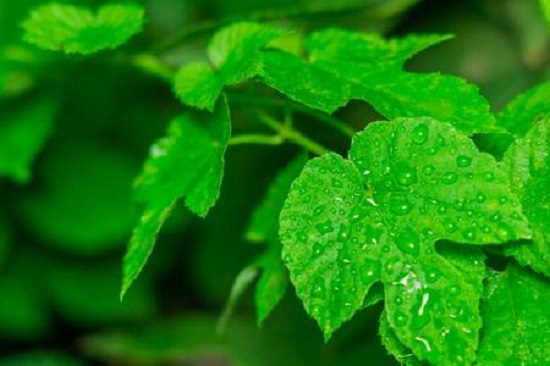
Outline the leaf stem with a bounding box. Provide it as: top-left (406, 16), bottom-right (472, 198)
top-left (257, 112), bottom-right (329, 155)
top-left (228, 92), bottom-right (354, 137)
top-left (229, 134), bottom-right (283, 146)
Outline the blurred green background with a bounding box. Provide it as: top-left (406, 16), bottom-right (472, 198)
top-left (0, 0), bottom-right (549, 364)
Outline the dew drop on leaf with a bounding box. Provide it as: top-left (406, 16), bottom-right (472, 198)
top-left (394, 162), bottom-right (418, 186)
top-left (394, 310), bottom-right (408, 327)
top-left (411, 123), bottom-right (429, 145)
top-left (456, 155), bottom-right (472, 168)
top-left (395, 227), bottom-right (420, 255)
top-left (441, 172), bottom-right (458, 185)
top-left (315, 220), bottom-right (334, 234)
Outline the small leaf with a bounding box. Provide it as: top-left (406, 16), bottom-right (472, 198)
top-left (173, 62), bottom-right (223, 111)
top-left (122, 97), bottom-right (231, 298)
top-left (280, 117), bottom-right (530, 363)
top-left (247, 154), bottom-right (307, 324)
top-left (208, 22), bottom-right (286, 85)
top-left (477, 264), bottom-right (550, 364)
top-left (21, 3), bottom-right (145, 55)
top-left (498, 81), bottom-right (550, 137)
top-left (0, 97), bottom-right (55, 184)
top-left (247, 154), bottom-right (308, 243)
top-left (504, 115), bottom-right (550, 276)
top-left (218, 266), bottom-right (259, 333)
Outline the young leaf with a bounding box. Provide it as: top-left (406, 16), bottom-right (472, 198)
top-left (0, 98), bottom-right (55, 184)
top-left (477, 264), bottom-right (550, 364)
top-left (503, 115), bottom-right (550, 276)
top-left (218, 266), bottom-right (259, 333)
top-left (122, 97), bottom-right (231, 298)
top-left (208, 22), bottom-right (286, 85)
top-left (21, 3), bottom-right (145, 55)
top-left (279, 117), bottom-right (530, 363)
top-left (247, 154), bottom-right (307, 324)
top-left (498, 81), bottom-right (550, 137)
top-left (173, 62), bottom-right (223, 111)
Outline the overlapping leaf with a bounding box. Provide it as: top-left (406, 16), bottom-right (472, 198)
top-left (477, 264), bottom-right (550, 364)
top-left (122, 98), bottom-right (230, 298)
top-left (21, 3), bottom-right (145, 55)
top-left (174, 22), bottom-right (285, 110)
top-left (504, 115), bottom-right (550, 276)
top-left (279, 117), bottom-right (530, 364)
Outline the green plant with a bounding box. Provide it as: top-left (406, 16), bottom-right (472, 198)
top-left (3, 0), bottom-right (550, 365)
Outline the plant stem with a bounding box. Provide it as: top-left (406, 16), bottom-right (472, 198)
top-left (229, 134), bottom-right (283, 146)
top-left (228, 92), bottom-right (354, 137)
top-left (257, 112), bottom-right (329, 155)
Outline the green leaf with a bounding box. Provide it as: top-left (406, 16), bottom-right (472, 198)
top-left (498, 81), bottom-right (550, 137)
top-left (307, 29), bottom-right (452, 66)
top-left (254, 245), bottom-right (289, 325)
top-left (477, 264), bottom-right (550, 365)
top-left (260, 51), bottom-right (350, 114)
top-left (122, 97), bottom-right (231, 298)
top-left (540, 0), bottom-right (550, 30)
top-left (173, 62), bottom-right (223, 111)
top-left (503, 115), bottom-right (550, 276)
top-left (279, 117), bottom-right (530, 363)
top-left (379, 312), bottom-right (424, 366)
top-left (218, 265), bottom-right (259, 333)
top-left (21, 3), bottom-right (145, 55)
top-left (247, 154), bottom-right (308, 244)
top-left (0, 98), bottom-right (55, 184)
top-left (247, 154), bottom-right (307, 323)
top-left (208, 22), bottom-right (286, 85)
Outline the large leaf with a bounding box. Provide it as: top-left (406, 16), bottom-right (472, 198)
top-left (279, 117), bottom-right (530, 364)
top-left (122, 97), bottom-right (231, 298)
top-left (477, 264), bottom-right (550, 364)
top-left (503, 115), bottom-right (550, 276)
top-left (260, 29), bottom-right (497, 134)
top-left (21, 3), bottom-right (145, 55)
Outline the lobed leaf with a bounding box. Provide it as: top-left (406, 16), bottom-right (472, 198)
top-left (208, 22), bottom-right (286, 85)
top-left (279, 117), bottom-right (530, 363)
top-left (122, 97), bottom-right (231, 298)
top-left (21, 3), bottom-right (145, 55)
top-left (173, 62), bottom-right (223, 111)
top-left (477, 264), bottom-right (550, 364)
top-left (503, 115), bottom-right (550, 276)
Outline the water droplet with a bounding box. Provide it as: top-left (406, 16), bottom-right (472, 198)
top-left (499, 196), bottom-right (508, 204)
top-left (395, 228), bottom-right (420, 255)
top-left (475, 193), bottom-right (486, 203)
top-left (441, 172), bottom-right (458, 185)
top-left (341, 257), bottom-right (352, 265)
top-left (456, 155), bottom-right (472, 168)
top-left (389, 196), bottom-right (414, 216)
top-left (463, 227), bottom-right (476, 241)
top-left (312, 243), bottom-right (324, 257)
top-left (495, 222), bottom-right (514, 242)
top-left (394, 162), bottom-right (418, 186)
top-left (448, 285), bottom-right (460, 295)
top-left (394, 310), bottom-right (408, 327)
top-left (362, 260), bottom-right (380, 282)
top-left (423, 165), bottom-right (436, 175)
top-left (484, 172), bottom-right (495, 182)
top-left (426, 268), bottom-right (442, 283)
top-left (313, 205), bottom-right (326, 216)
top-left (315, 220), bottom-right (334, 235)
top-left (412, 124), bottom-right (429, 144)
